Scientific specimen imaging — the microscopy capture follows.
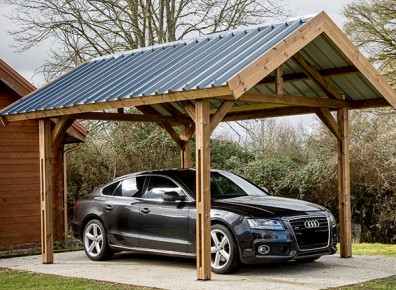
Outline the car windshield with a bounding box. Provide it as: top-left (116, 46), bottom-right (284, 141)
top-left (176, 171), bottom-right (267, 199)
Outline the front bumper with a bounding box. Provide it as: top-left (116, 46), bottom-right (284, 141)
top-left (238, 218), bottom-right (338, 264)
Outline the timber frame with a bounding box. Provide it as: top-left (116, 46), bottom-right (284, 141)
top-left (1, 11), bottom-right (396, 281)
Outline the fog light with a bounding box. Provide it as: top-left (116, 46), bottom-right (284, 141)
top-left (258, 245), bottom-right (270, 255)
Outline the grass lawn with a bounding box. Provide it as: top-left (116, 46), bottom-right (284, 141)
top-left (351, 243), bottom-right (396, 258)
top-left (1, 243), bottom-right (395, 290)
top-left (0, 268), bottom-right (157, 290)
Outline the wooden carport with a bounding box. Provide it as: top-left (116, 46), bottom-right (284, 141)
top-left (1, 12), bottom-right (395, 280)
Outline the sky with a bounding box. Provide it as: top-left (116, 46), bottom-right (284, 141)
top-left (0, 0), bottom-right (354, 127)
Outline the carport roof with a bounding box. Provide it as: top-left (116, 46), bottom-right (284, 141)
top-left (1, 11), bottom-right (395, 122)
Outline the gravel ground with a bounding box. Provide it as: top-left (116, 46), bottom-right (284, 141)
top-left (1, 251), bottom-right (395, 290)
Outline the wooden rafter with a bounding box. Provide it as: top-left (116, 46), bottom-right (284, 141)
top-left (210, 100), bottom-right (234, 133)
top-left (117, 108), bottom-right (124, 114)
top-left (51, 117), bottom-right (75, 145)
top-left (68, 112), bottom-right (192, 124)
top-left (258, 66), bottom-right (359, 85)
top-left (291, 52), bottom-right (344, 100)
top-left (314, 108), bottom-right (341, 140)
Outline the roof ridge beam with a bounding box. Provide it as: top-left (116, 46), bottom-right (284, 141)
top-left (291, 52), bottom-right (344, 100)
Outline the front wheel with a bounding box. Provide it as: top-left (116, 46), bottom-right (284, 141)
top-left (210, 224), bottom-right (239, 274)
top-left (83, 219), bottom-right (114, 261)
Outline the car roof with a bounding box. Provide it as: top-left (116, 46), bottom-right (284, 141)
top-left (112, 168), bottom-right (225, 182)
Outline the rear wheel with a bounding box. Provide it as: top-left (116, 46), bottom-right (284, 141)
top-left (210, 224), bottom-right (239, 274)
top-left (83, 219), bottom-right (114, 261)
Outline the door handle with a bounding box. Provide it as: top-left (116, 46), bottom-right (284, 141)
top-left (105, 205), bottom-right (113, 211)
top-left (141, 208), bottom-right (150, 214)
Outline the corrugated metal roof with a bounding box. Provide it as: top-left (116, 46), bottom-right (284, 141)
top-left (1, 15), bottom-right (313, 115)
top-left (1, 12), bottom-right (391, 119)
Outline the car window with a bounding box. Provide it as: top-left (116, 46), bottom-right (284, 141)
top-left (102, 181), bottom-right (120, 195)
top-left (113, 177), bottom-right (144, 197)
top-left (144, 176), bottom-right (182, 200)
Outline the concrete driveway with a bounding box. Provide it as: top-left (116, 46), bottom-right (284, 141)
top-left (1, 251), bottom-right (395, 290)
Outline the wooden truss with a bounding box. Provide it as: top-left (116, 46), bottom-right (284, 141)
top-left (5, 11), bottom-right (395, 281)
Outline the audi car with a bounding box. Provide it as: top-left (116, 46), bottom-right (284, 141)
top-left (72, 169), bottom-right (337, 274)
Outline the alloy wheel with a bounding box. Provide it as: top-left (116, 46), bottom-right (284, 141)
top-left (211, 228), bottom-right (231, 270)
top-left (84, 223), bottom-right (104, 257)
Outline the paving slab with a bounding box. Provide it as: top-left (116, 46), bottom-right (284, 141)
top-left (1, 251), bottom-right (395, 290)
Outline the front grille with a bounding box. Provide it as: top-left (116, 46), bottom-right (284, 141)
top-left (288, 217), bottom-right (329, 251)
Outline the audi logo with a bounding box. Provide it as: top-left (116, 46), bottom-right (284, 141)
top-left (304, 220), bottom-right (320, 228)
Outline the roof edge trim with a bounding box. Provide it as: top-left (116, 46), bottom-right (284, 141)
top-left (227, 11), bottom-right (326, 99)
top-left (322, 13), bottom-right (396, 109)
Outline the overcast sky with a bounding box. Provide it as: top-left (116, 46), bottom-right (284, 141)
top-left (0, 0), bottom-right (354, 88)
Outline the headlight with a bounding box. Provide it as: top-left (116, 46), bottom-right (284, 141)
top-left (247, 219), bottom-right (285, 230)
top-left (327, 211), bottom-right (337, 226)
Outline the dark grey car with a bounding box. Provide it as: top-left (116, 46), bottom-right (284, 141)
top-left (72, 169), bottom-right (337, 274)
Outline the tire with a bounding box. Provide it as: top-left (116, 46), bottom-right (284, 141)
top-left (83, 219), bottom-right (114, 261)
top-left (210, 224), bottom-right (239, 274)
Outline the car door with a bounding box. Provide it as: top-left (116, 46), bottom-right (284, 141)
top-left (138, 175), bottom-right (191, 253)
top-left (102, 176), bottom-right (145, 248)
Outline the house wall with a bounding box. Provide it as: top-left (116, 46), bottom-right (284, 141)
top-left (0, 87), bottom-right (65, 250)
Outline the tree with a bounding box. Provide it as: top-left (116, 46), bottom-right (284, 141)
top-left (7, 0), bottom-right (288, 81)
top-left (343, 0), bottom-right (396, 87)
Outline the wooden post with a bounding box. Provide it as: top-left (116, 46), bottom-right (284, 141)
top-left (337, 108), bottom-right (352, 257)
top-left (195, 99), bottom-right (211, 280)
top-left (39, 119), bottom-right (54, 264)
top-left (180, 125), bottom-right (191, 169)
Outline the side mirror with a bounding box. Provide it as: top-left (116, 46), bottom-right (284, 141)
top-left (162, 191), bottom-right (186, 202)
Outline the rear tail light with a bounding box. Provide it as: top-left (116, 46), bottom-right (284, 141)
top-left (73, 203), bottom-right (78, 214)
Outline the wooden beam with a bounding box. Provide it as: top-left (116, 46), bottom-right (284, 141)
top-left (228, 12), bottom-right (326, 98)
top-left (323, 13), bottom-right (396, 109)
top-left (275, 65), bottom-right (284, 95)
top-left (238, 92), bottom-right (348, 108)
top-left (210, 100), bottom-right (234, 133)
top-left (162, 123), bottom-right (183, 149)
top-left (117, 108), bottom-right (124, 114)
top-left (52, 117), bottom-right (75, 145)
top-left (337, 108), bottom-right (352, 257)
top-left (291, 52), bottom-right (344, 100)
top-left (3, 86), bottom-right (232, 122)
top-left (39, 119), bottom-right (53, 264)
top-left (314, 108), bottom-right (341, 140)
top-left (181, 101), bottom-right (196, 123)
top-left (223, 106), bottom-right (315, 122)
top-left (349, 98), bottom-right (390, 109)
top-left (0, 115), bottom-right (8, 126)
top-left (195, 99), bottom-right (211, 280)
top-left (258, 66), bottom-right (359, 85)
top-left (68, 112), bottom-right (192, 124)
top-left (180, 124), bottom-right (192, 169)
